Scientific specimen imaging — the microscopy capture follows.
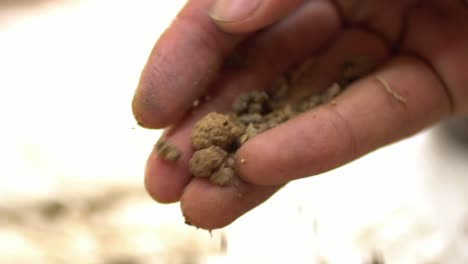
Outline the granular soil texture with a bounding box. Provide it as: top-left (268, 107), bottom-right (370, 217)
top-left (158, 55), bottom-right (375, 186)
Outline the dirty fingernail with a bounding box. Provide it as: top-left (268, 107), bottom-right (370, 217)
top-left (210, 0), bottom-right (261, 22)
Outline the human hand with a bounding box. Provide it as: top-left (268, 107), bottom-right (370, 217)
top-left (132, 0), bottom-right (468, 229)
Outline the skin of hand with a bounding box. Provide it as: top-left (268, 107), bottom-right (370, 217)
top-left (132, 0), bottom-right (468, 230)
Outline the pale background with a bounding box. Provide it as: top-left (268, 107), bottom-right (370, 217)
top-left (1, 1), bottom-right (468, 263)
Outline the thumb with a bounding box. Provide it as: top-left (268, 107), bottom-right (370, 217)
top-left (210, 0), bottom-right (304, 33)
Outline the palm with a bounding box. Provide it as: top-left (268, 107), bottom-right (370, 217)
top-left (336, 0), bottom-right (467, 113)
top-left (132, 0), bottom-right (468, 229)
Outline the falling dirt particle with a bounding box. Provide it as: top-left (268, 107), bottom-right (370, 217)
top-left (220, 233), bottom-right (228, 254)
top-left (364, 251), bottom-right (385, 264)
top-left (105, 257), bottom-right (140, 264)
top-left (312, 218), bottom-right (318, 234)
top-left (375, 76), bottom-right (407, 104)
top-left (155, 140), bottom-right (181, 161)
top-left (240, 158), bottom-right (247, 164)
top-left (315, 256), bottom-right (329, 264)
top-left (39, 200), bottom-right (67, 220)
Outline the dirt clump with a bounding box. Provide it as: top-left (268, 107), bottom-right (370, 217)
top-left (155, 140), bottom-right (181, 161)
top-left (189, 146), bottom-right (228, 177)
top-left (191, 112), bottom-right (245, 150)
top-left (232, 90), bottom-right (270, 115)
top-left (211, 165), bottom-right (236, 186)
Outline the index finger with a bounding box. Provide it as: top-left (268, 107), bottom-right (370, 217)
top-left (132, 0), bottom-right (242, 129)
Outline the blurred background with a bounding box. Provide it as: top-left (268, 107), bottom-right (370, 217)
top-left (1, 0), bottom-right (467, 263)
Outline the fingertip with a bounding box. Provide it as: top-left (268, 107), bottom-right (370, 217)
top-left (210, 0), bottom-right (304, 34)
top-left (144, 148), bottom-right (191, 204)
top-left (180, 179), bottom-right (235, 230)
top-left (235, 135), bottom-right (271, 185)
top-left (132, 88), bottom-right (170, 129)
top-left (180, 178), bottom-right (279, 230)
top-left (144, 175), bottom-right (181, 204)
top-left (133, 0), bottom-right (243, 129)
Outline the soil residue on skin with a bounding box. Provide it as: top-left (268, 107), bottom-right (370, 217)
top-left (155, 140), bottom-right (181, 161)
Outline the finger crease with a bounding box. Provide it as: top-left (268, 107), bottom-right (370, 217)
top-left (406, 53), bottom-right (456, 115)
top-left (375, 75), bottom-right (408, 104)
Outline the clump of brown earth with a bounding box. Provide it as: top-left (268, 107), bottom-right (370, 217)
top-left (157, 55), bottom-right (375, 186)
top-left (155, 140), bottom-right (181, 161)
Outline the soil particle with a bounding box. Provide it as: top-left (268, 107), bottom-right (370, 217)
top-left (155, 140), bottom-right (181, 161)
top-left (189, 146), bottom-right (228, 177)
top-left (232, 90), bottom-right (270, 115)
top-left (39, 200), bottom-right (68, 220)
top-left (210, 166), bottom-right (236, 186)
top-left (191, 112), bottom-right (245, 150)
top-left (238, 113), bottom-right (263, 124)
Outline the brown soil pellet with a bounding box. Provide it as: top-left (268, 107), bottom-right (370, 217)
top-left (209, 154), bottom-right (237, 186)
top-left (189, 146), bottom-right (228, 177)
top-left (155, 140), bottom-right (181, 161)
top-left (232, 90), bottom-right (269, 115)
top-left (191, 112), bottom-right (245, 150)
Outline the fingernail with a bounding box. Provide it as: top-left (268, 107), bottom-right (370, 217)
top-left (210, 0), bottom-right (261, 22)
